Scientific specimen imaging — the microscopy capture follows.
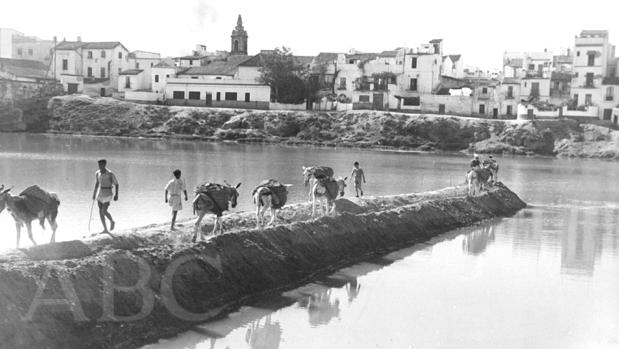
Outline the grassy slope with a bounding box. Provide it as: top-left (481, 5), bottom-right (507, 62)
top-left (46, 95), bottom-right (618, 159)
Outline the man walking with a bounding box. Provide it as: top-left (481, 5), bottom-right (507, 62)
top-left (165, 169), bottom-right (188, 230)
top-left (92, 159), bottom-right (119, 235)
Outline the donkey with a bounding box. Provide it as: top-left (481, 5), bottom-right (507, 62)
top-left (466, 165), bottom-right (493, 196)
top-left (302, 166), bottom-right (334, 201)
top-left (253, 183), bottom-right (292, 229)
top-left (0, 185), bottom-right (60, 248)
top-left (311, 176), bottom-right (347, 217)
top-left (192, 182), bottom-right (241, 242)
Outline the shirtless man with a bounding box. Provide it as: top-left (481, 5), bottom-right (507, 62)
top-left (92, 159), bottom-right (119, 235)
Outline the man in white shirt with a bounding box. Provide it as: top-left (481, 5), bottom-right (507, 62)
top-left (165, 169), bottom-right (188, 230)
top-left (92, 159), bottom-right (119, 235)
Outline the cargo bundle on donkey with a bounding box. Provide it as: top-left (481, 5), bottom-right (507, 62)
top-left (252, 179), bottom-right (291, 228)
top-left (192, 181), bottom-right (241, 240)
top-left (0, 184), bottom-right (60, 248)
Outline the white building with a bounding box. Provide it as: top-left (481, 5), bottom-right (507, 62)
top-left (442, 54), bottom-right (464, 78)
top-left (164, 78), bottom-right (270, 109)
top-left (53, 39), bottom-right (131, 96)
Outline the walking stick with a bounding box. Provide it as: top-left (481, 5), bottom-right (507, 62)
top-left (87, 199), bottom-right (95, 234)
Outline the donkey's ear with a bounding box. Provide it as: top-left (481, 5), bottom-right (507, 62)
top-left (2, 187), bottom-right (12, 194)
top-left (235, 182), bottom-right (242, 189)
top-left (344, 177), bottom-right (348, 181)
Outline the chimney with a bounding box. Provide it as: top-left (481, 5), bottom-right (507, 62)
top-left (77, 36), bottom-right (81, 42)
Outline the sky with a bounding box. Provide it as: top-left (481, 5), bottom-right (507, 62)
top-left (2, 0), bottom-right (619, 70)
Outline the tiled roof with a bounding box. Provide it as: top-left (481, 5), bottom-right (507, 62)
top-left (153, 58), bottom-right (176, 68)
top-left (379, 50), bottom-right (397, 58)
top-left (429, 39), bottom-right (443, 43)
top-left (580, 30), bottom-right (608, 38)
top-left (345, 53), bottom-right (379, 62)
top-left (55, 41), bottom-right (125, 51)
top-left (119, 69), bottom-right (143, 75)
top-left (314, 52), bottom-right (338, 65)
top-left (180, 55), bottom-right (252, 76)
top-left (0, 58), bottom-right (49, 79)
top-left (55, 41), bottom-right (85, 50)
top-left (82, 42), bottom-right (123, 49)
top-left (505, 58), bottom-right (523, 68)
top-left (443, 54), bottom-right (462, 63)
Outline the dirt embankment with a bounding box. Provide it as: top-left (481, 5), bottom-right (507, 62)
top-left (42, 95), bottom-right (619, 159)
top-left (0, 184), bottom-right (526, 349)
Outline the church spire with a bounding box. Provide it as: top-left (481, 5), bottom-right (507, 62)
top-left (231, 14), bottom-right (248, 55)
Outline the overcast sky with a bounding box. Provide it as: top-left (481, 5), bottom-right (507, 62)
top-left (3, 0), bottom-right (619, 69)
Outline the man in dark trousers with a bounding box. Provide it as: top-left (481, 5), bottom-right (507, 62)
top-left (92, 159), bottom-right (119, 235)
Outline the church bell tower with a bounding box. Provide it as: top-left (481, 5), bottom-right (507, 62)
top-left (230, 14), bottom-right (248, 55)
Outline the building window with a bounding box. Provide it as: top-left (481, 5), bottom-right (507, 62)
top-left (603, 109), bottom-right (612, 120)
top-left (585, 73), bottom-right (594, 87)
top-left (87, 67), bottom-right (93, 77)
top-left (359, 95), bottom-right (370, 102)
top-left (172, 91), bottom-right (185, 99)
top-left (587, 53), bottom-right (595, 66)
top-left (136, 62), bottom-right (140, 69)
top-left (216, 92), bottom-right (221, 101)
top-left (188, 91), bottom-right (200, 100)
top-left (409, 78), bottom-right (418, 91)
top-left (118, 52), bottom-right (123, 59)
top-left (411, 57), bottom-right (417, 69)
top-left (403, 97), bottom-right (420, 106)
top-left (531, 82), bottom-right (540, 96)
top-left (576, 51), bottom-right (580, 57)
top-left (151, 62), bottom-right (154, 67)
top-left (225, 92), bottom-right (237, 101)
top-left (438, 104), bottom-right (445, 114)
top-left (100, 67), bottom-right (105, 78)
top-left (482, 87), bottom-right (488, 94)
top-left (17, 48), bottom-right (23, 55)
top-left (339, 77), bottom-right (346, 89)
top-left (28, 48), bottom-right (33, 56)
top-left (479, 104), bottom-right (485, 114)
top-left (191, 76), bottom-right (198, 79)
top-left (118, 68), bottom-right (122, 75)
top-left (125, 76), bottom-right (131, 88)
top-left (155, 75), bottom-right (159, 83)
top-left (62, 59), bottom-right (68, 70)
top-left (528, 64), bottom-right (535, 70)
top-left (234, 40), bottom-right (239, 52)
top-left (245, 92), bottom-right (250, 102)
top-left (87, 51), bottom-right (93, 59)
top-left (166, 74), bottom-right (170, 78)
top-left (215, 77), bottom-right (222, 80)
top-left (189, 60), bottom-right (193, 66)
top-left (506, 105), bottom-right (513, 115)
top-left (606, 87), bottom-right (614, 101)
top-left (585, 94), bottom-right (592, 105)
top-left (507, 86), bottom-right (514, 98)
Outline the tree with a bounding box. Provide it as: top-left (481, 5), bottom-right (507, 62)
top-left (259, 47), bottom-right (308, 104)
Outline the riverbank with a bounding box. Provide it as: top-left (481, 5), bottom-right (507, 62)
top-left (36, 95), bottom-right (618, 160)
top-left (0, 184), bottom-right (525, 349)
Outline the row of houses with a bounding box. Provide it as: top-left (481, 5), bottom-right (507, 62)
top-left (2, 22), bottom-right (618, 125)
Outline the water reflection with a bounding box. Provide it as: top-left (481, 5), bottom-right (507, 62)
top-left (462, 225), bottom-right (496, 255)
top-left (244, 315), bottom-right (282, 349)
top-left (345, 279), bottom-right (361, 304)
top-left (298, 289), bottom-right (341, 327)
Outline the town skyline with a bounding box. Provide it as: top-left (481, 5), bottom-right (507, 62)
top-left (3, 0), bottom-right (619, 70)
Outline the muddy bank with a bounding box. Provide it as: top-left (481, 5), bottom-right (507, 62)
top-left (43, 95), bottom-right (619, 159)
top-left (0, 184), bottom-right (525, 349)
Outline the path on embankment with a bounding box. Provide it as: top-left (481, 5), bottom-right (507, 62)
top-left (0, 183), bottom-right (526, 349)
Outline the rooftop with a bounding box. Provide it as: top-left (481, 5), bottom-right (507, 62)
top-left (55, 41), bottom-right (126, 51)
top-left (580, 30), bottom-right (609, 38)
top-left (181, 56), bottom-right (252, 76)
top-left (119, 69), bottom-right (143, 75)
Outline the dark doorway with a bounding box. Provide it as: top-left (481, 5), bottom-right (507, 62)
top-left (438, 104), bottom-right (445, 114)
top-left (206, 93), bottom-right (212, 106)
top-left (100, 88), bottom-right (106, 97)
top-left (67, 83), bottom-right (78, 94)
top-left (493, 108), bottom-right (498, 118)
top-left (373, 93), bottom-right (384, 110)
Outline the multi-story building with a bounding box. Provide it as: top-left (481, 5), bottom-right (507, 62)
top-left (0, 28), bottom-right (22, 58)
top-left (12, 34), bottom-right (55, 65)
top-left (570, 30), bottom-right (616, 119)
top-left (53, 39), bottom-right (130, 96)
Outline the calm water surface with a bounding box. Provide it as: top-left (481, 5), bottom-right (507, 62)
top-left (1, 133), bottom-right (618, 348)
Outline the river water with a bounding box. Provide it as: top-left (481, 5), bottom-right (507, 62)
top-left (1, 133), bottom-right (618, 348)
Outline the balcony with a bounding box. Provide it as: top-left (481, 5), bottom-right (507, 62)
top-left (606, 96), bottom-right (614, 101)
